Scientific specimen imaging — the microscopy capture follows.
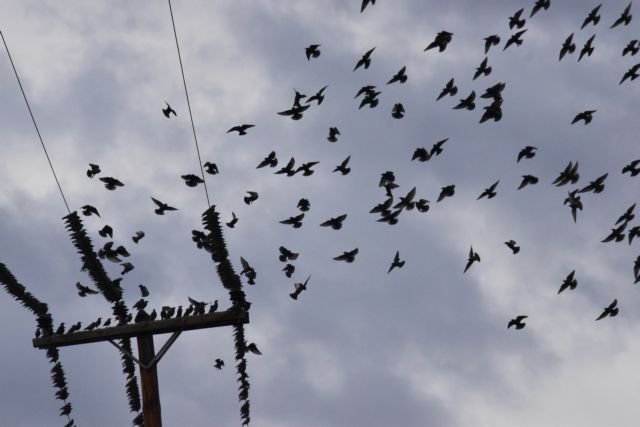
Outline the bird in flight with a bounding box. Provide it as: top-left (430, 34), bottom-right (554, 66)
top-left (473, 57), bottom-right (492, 80)
top-left (464, 246), bottom-right (480, 273)
top-left (87, 163), bottom-right (101, 178)
top-left (391, 103), bottom-right (405, 119)
top-left (387, 66), bottom-right (407, 84)
top-left (162, 102), bottom-right (177, 118)
top-left (424, 31), bottom-right (453, 52)
top-left (530, 0), bottom-right (550, 18)
top-left (508, 315), bottom-right (528, 329)
top-left (81, 204), bottom-right (100, 217)
top-left (334, 248), bottom-right (359, 263)
top-left (120, 262), bottom-right (134, 275)
top-left (204, 162), bottom-right (219, 175)
top-left (99, 225), bottom-right (113, 238)
top-left (333, 156), bottom-right (352, 175)
top-left (283, 263), bottom-right (295, 278)
top-left (564, 190), bottom-right (583, 223)
top-left (305, 44), bottom-right (321, 60)
top-left (620, 63), bottom-right (640, 84)
top-left (388, 251), bottom-right (405, 273)
top-left (354, 47), bottom-right (376, 71)
top-left (437, 185), bottom-right (455, 202)
top-left (552, 161), bottom-right (579, 187)
top-left (99, 177), bottom-right (124, 190)
top-left (297, 198), bottom-right (310, 212)
top-left (577, 173), bottom-right (607, 194)
top-left (557, 270), bottom-right (577, 294)
top-left (277, 104), bottom-right (310, 120)
top-left (181, 174), bottom-right (205, 187)
top-left (327, 127), bottom-right (340, 143)
top-left (279, 246), bottom-right (299, 262)
top-left (437, 78), bottom-right (458, 101)
top-left (257, 151), bottom-right (278, 169)
top-left (139, 284), bottom-right (150, 298)
top-left (132, 231), bottom-right (145, 244)
top-left (505, 240), bottom-right (520, 254)
top-left (275, 157), bottom-right (297, 176)
top-left (581, 4), bottom-right (602, 29)
top-left (227, 124), bottom-right (255, 135)
top-left (508, 8), bottom-right (526, 29)
top-left (306, 85), bottom-right (328, 105)
top-left (596, 299), bottom-right (619, 320)
top-left (297, 161), bottom-right (320, 176)
top-left (578, 35), bottom-right (596, 61)
top-left (320, 214), bottom-right (347, 230)
top-left (290, 276), bottom-right (311, 300)
top-left (504, 29), bottom-right (527, 51)
top-left (214, 359), bottom-right (225, 370)
top-left (571, 110), bottom-right (596, 125)
top-left (611, 3), bottom-right (632, 28)
top-left (517, 146), bottom-right (537, 162)
top-left (622, 159), bottom-right (640, 176)
top-left (244, 191), bottom-right (259, 205)
top-left (76, 282), bottom-right (99, 297)
top-left (484, 35), bottom-right (500, 54)
top-left (226, 212), bottom-right (238, 228)
top-left (622, 40), bottom-right (639, 56)
top-left (280, 213), bottom-right (305, 228)
top-left (151, 197), bottom-right (178, 215)
top-left (240, 257), bottom-right (257, 285)
top-left (602, 222), bottom-right (627, 243)
top-left (518, 175), bottom-right (539, 190)
top-left (360, 0), bottom-right (375, 13)
top-left (559, 33), bottom-right (576, 61)
top-left (453, 91), bottom-right (476, 110)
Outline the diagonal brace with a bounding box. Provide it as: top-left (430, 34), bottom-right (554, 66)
top-left (109, 331), bottom-right (182, 370)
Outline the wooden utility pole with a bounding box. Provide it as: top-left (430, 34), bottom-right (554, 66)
top-left (33, 308), bottom-right (249, 427)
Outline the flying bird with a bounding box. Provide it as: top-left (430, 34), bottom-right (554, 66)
top-left (437, 185), bottom-right (455, 202)
top-left (387, 66), bottom-right (407, 84)
top-left (518, 175), bottom-right (539, 190)
top-left (480, 82), bottom-right (506, 101)
top-left (415, 199), bottom-right (430, 213)
top-left (333, 156), bottom-right (352, 175)
top-left (571, 110), bottom-right (596, 125)
top-left (479, 99), bottom-right (503, 123)
top-left (394, 187), bottom-right (417, 210)
top-left (275, 157), bottom-right (297, 176)
top-left (246, 343), bottom-right (262, 355)
top-left (240, 257), bottom-right (256, 285)
top-left (306, 85), bottom-right (328, 105)
top-left (464, 246), bottom-right (481, 273)
top-left (388, 251), bottom-right (405, 273)
top-left (360, 0), bottom-right (376, 13)
top-left (320, 214), bottom-right (347, 230)
top-left (517, 146), bottom-right (537, 162)
top-left (297, 161), bottom-right (319, 176)
top-left (564, 190), bottom-right (583, 222)
top-left (558, 270), bottom-right (577, 294)
top-left (99, 177), bottom-right (124, 190)
top-left (391, 103), bottom-right (405, 119)
top-left (76, 282), bottom-right (99, 297)
top-left (484, 35), bottom-right (500, 54)
top-left (412, 147), bottom-right (430, 162)
top-left (552, 161), bottom-right (579, 186)
top-left (227, 124), bottom-right (255, 135)
top-left (244, 191), bottom-right (259, 205)
top-left (81, 205), bottom-right (100, 217)
top-left (98, 225), bottom-right (113, 238)
top-left (508, 315), bottom-right (528, 329)
top-left (424, 31), bottom-right (453, 52)
top-left (280, 213), bottom-right (305, 228)
top-left (628, 226), bottom-right (640, 245)
top-left (615, 203), bottom-right (636, 225)
top-left (504, 29), bottom-right (528, 51)
top-left (327, 127), bottom-right (340, 142)
top-left (226, 212), bottom-right (238, 228)
top-left (473, 57), bottom-right (492, 80)
top-left (297, 198), bottom-right (310, 212)
top-left (581, 4), bottom-right (602, 29)
top-left (611, 2), bottom-right (632, 28)
top-left (257, 151), bottom-right (278, 169)
top-left (139, 284), bottom-right (150, 297)
top-left (620, 63), bottom-right (640, 84)
top-left (214, 359), bottom-right (224, 370)
top-left (279, 246), bottom-right (299, 262)
top-left (162, 102), bottom-right (176, 118)
top-left (602, 222), bottom-right (627, 243)
top-left (530, 0), bottom-right (550, 17)
top-left (204, 162), bottom-right (219, 175)
top-left (623, 40), bottom-right (639, 56)
top-left (120, 262), bottom-right (134, 275)
top-left (596, 299), bottom-right (619, 320)
top-left (334, 248), bottom-right (359, 263)
top-left (559, 33), bottom-right (576, 61)
top-left (430, 138), bottom-right (448, 156)
top-left (305, 44), bottom-right (321, 60)
top-left (509, 8), bottom-right (526, 29)
top-left (181, 174), bottom-right (205, 187)
top-left (283, 263), bottom-right (295, 278)
top-left (477, 180), bottom-right (499, 200)
top-left (290, 276), bottom-right (311, 300)
top-left (505, 240), bottom-right (520, 254)
top-left (151, 197), bottom-right (178, 215)
top-left (453, 91), bottom-right (476, 110)
top-left (354, 47), bottom-right (376, 71)
top-left (577, 173), bottom-right (607, 193)
top-left (86, 163), bottom-right (101, 178)
top-left (578, 35), bottom-right (595, 61)
top-left (132, 231), bottom-right (145, 244)
top-left (437, 78), bottom-right (458, 101)
top-left (622, 159), bottom-right (640, 176)
top-left (277, 103), bottom-right (310, 120)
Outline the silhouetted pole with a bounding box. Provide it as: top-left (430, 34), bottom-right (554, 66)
top-left (137, 334), bottom-right (162, 427)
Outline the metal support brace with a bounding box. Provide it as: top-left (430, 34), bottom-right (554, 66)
top-left (109, 331), bottom-right (182, 370)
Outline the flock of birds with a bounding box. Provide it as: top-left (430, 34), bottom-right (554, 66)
top-left (35, 0), bottom-right (640, 381)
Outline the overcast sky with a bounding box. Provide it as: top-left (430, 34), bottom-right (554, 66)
top-left (2, 1), bottom-right (640, 426)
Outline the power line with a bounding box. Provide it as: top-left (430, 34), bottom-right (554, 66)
top-left (167, 0), bottom-right (211, 208)
top-left (0, 30), bottom-right (71, 215)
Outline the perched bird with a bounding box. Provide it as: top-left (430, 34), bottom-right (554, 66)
top-left (424, 31), bottom-right (453, 52)
top-left (504, 29), bottom-right (528, 51)
top-left (620, 63), bottom-right (640, 84)
top-left (327, 127), bottom-right (340, 142)
top-left (509, 8), bottom-right (526, 29)
top-left (578, 173), bottom-right (607, 194)
top-left (388, 251), bottom-right (405, 273)
top-left (360, 0), bottom-right (375, 12)
top-left (391, 103), bottom-right (405, 119)
top-left (559, 33), bottom-right (576, 61)
top-left (283, 263), bottom-right (295, 278)
top-left (76, 282), bottom-right (99, 297)
top-left (181, 174), bottom-right (205, 187)
top-left (505, 240), bottom-right (520, 254)
top-left (564, 190), bottom-right (583, 222)
top-left (277, 104), bottom-right (310, 120)
top-left (290, 275), bottom-right (311, 300)
top-left (120, 262), bottom-right (134, 275)
top-left (214, 359), bottom-right (224, 370)
top-left (99, 225), bottom-right (113, 238)
top-left (453, 91), bottom-right (476, 110)
top-left (530, 0), bottom-right (550, 17)
top-left (306, 85), bottom-right (328, 105)
top-left (611, 3), bottom-right (632, 28)
top-left (226, 212), bottom-right (238, 228)
top-left (484, 35), bottom-right (500, 54)
top-left (87, 163), bottom-right (101, 178)
top-left (280, 213), bottom-right (305, 228)
top-left (581, 4), bottom-right (602, 29)
top-left (571, 110), bottom-right (596, 125)
top-left (320, 214), bottom-right (347, 230)
top-left (622, 159), bottom-right (640, 176)
top-left (464, 246), bottom-right (481, 273)
top-left (558, 270), bottom-right (577, 294)
top-left (334, 248), bottom-right (359, 263)
top-left (473, 57), bottom-right (492, 80)
top-left (257, 151), bottom-right (278, 169)
top-left (151, 197), bottom-right (178, 215)
top-left (279, 246), bottom-right (299, 262)
top-left (209, 300), bottom-right (219, 314)
top-left (132, 231), bottom-right (145, 244)
top-left (437, 78), bottom-right (458, 101)
top-left (67, 322), bottom-right (81, 334)
top-left (437, 185), bottom-right (455, 202)
top-left (412, 147), bottom-right (430, 162)
top-left (204, 162), bottom-right (219, 175)
top-left (244, 191), bottom-right (259, 205)
top-left (387, 66), bottom-right (407, 84)
top-left (305, 44), bottom-right (321, 60)
top-left (552, 161), bottom-right (579, 187)
top-left (333, 156), bottom-right (352, 175)
top-left (517, 146), bottom-right (537, 162)
top-left (507, 315), bottom-right (528, 329)
top-left (602, 222), bottom-right (627, 243)
top-left (615, 203), bottom-right (636, 225)
top-left (103, 318), bottom-right (112, 327)
top-left (81, 205), bottom-right (100, 217)
top-left (518, 174), bottom-right (539, 190)
top-left (246, 342), bottom-right (262, 355)
top-left (578, 35), bottom-right (595, 61)
top-left (139, 284), bottom-right (150, 298)
top-left (55, 323), bottom-right (66, 335)
top-left (596, 299), bottom-right (619, 320)
top-left (297, 161), bottom-right (320, 176)
top-left (162, 102), bottom-right (176, 118)
top-left (275, 157), bottom-right (297, 176)
top-left (227, 124), bottom-right (255, 135)
top-left (477, 180), bottom-right (499, 200)
top-left (297, 198), bottom-right (310, 212)
top-left (623, 40), bottom-right (639, 56)
top-left (354, 47), bottom-right (376, 71)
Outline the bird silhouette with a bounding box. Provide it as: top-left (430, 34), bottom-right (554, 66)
top-left (518, 175), bottom-right (539, 190)
top-left (279, 246), bottom-right (299, 262)
top-left (602, 222), bottom-right (627, 243)
top-left (437, 78), bottom-right (458, 101)
top-left (394, 187), bottom-right (417, 210)
top-left (306, 85), bottom-right (328, 105)
top-left (628, 226), bottom-right (640, 245)
top-left (358, 90), bottom-right (381, 109)
top-left (283, 263), bottom-right (295, 278)
top-left (246, 342), bottom-right (262, 355)
top-left (473, 57), bottom-right (492, 80)
top-left (297, 198), bottom-right (310, 212)
top-left (425, 31), bottom-right (453, 52)
top-left (596, 299), bottom-right (619, 320)
top-left (162, 102), bottom-right (177, 118)
top-left (387, 66), bottom-right (407, 84)
top-left (437, 185), bottom-right (455, 202)
top-left (334, 248), bottom-right (359, 263)
top-left (327, 127), bottom-right (340, 142)
top-left (477, 180), bottom-right (499, 200)
top-left (564, 190), bottom-right (583, 222)
top-left (615, 203), bottom-right (636, 225)
top-left (87, 163), bottom-right (101, 178)
top-left (214, 359), bottom-right (224, 370)
top-left (297, 161), bottom-right (320, 176)
top-left (391, 103), bottom-right (405, 119)
top-left (99, 177), bottom-right (124, 190)
top-left (132, 231), bottom-right (145, 244)
top-left (581, 4), bottom-right (602, 29)
top-left (480, 82), bottom-right (506, 101)
top-left (320, 214), bottom-right (347, 230)
top-left (416, 199), bottom-right (430, 212)
top-left (430, 138), bottom-right (448, 157)
top-left (558, 270), bottom-right (577, 294)
top-left (479, 99), bottom-right (503, 123)
top-left (464, 246), bottom-right (481, 273)
top-left (204, 162), bottom-right (219, 175)
top-left (354, 47), bottom-right (376, 71)
top-left (55, 323), bottom-right (65, 335)
top-left (360, 0), bottom-right (375, 12)
top-left (611, 3), bottom-right (632, 28)
top-left (305, 44), bottom-right (321, 60)
top-left (226, 212), bottom-right (238, 228)
top-left (484, 35), bottom-right (501, 54)
top-left (508, 315), bottom-right (527, 329)
top-left (453, 91), bottom-right (476, 110)
top-left (120, 262), bottom-right (134, 275)
top-left (388, 251), bottom-right (405, 273)
top-left (244, 191), bottom-right (259, 205)
top-left (277, 103), bottom-right (310, 120)
top-left (623, 40), bottom-right (639, 56)
top-left (275, 157), bottom-right (297, 176)
top-left (240, 257), bottom-right (256, 285)
top-left (559, 33), bottom-right (576, 61)
top-left (81, 205), bottom-right (100, 217)
top-left (504, 29), bottom-right (528, 51)
top-left (509, 8), bottom-right (526, 29)
top-left (139, 284), bottom-right (150, 297)
top-left (76, 282), bottom-right (99, 297)
top-left (622, 159), bottom-right (640, 176)
top-left (290, 276), bottom-right (311, 300)
top-left (257, 151), bottom-right (278, 169)
top-left (620, 63), bottom-right (640, 84)
top-left (67, 322), bottom-right (81, 334)
top-left (530, 0), bottom-right (550, 17)
top-left (517, 146), bottom-right (537, 162)
top-left (552, 161), bottom-right (579, 186)
top-left (99, 225), bottom-right (113, 238)
top-left (181, 174), bottom-right (205, 187)
top-left (227, 124), bottom-right (255, 135)
top-left (412, 147), bottom-right (430, 162)
top-left (571, 110), bottom-right (596, 125)
top-left (577, 173), bottom-right (607, 193)
top-left (333, 156), bottom-right (352, 175)
top-left (505, 240), bottom-right (520, 254)
top-left (151, 197), bottom-right (178, 215)
top-left (578, 35), bottom-right (595, 61)
top-left (280, 213), bottom-right (305, 228)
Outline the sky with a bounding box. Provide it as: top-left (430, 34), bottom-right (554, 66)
top-left (1, 0), bottom-right (640, 426)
